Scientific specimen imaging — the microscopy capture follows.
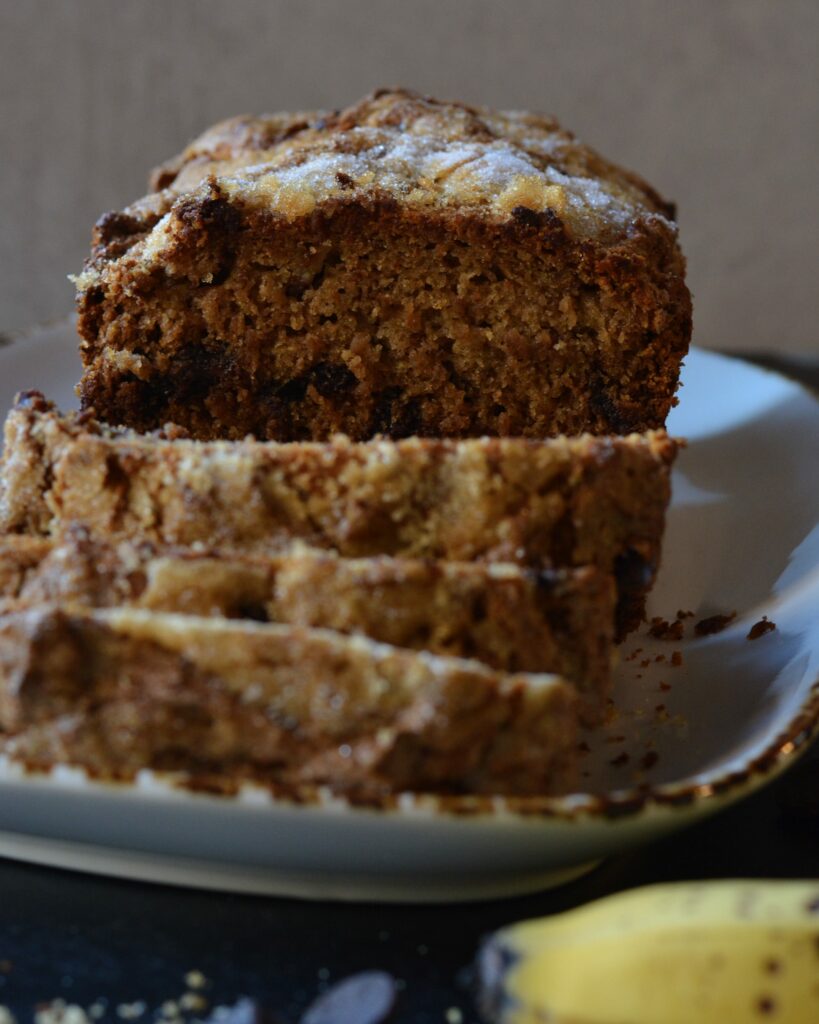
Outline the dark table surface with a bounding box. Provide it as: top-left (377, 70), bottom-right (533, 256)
top-left (0, 747), bottom-right (818, 1023)
top-left (0, 353), bottom-right (817, 1023)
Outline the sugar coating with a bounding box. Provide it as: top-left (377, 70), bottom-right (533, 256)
top-left (105, 89), bottom-right (675, 273)
top-left (215, 132), bottom-right (643, 232)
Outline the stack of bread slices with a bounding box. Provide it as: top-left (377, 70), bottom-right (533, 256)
top-left (0, 90), bottom-right (689, 802)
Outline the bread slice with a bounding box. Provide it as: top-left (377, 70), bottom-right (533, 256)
top-left (0, 532), bottom-right (615, 723)
top-left (0, 606), bottom-right (578, 799)
top-left (74, 88), bottom-right (691, 442)
top-left (0, 394), bottom-right (677, 636)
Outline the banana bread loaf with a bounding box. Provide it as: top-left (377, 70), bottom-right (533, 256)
top-left (74, 88), bottom-right (691, 441)
top-left (0, 606), bottom-right (578, 799)
top-left (0, 394), bottom-right (677, 636)
top-left (0, 532), bottom-right (615, 723)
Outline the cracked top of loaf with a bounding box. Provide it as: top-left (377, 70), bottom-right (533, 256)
top-left (76, 88), bottom-right (677, 286)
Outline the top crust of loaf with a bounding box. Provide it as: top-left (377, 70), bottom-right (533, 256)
top-left (75, 88), bottom-right (679, 288)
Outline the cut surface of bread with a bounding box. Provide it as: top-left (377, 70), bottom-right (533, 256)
top-left (0, 606), bottom-right (578, 799)
top-left (0, 395), bottom-right (677, 635)
top-left (0, 531), bottom-right (615, 722)
top-left (74, 88), bottom-right (691, 442)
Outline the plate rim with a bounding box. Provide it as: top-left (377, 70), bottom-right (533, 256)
top-left (0, 677), bottom-right (816, 825)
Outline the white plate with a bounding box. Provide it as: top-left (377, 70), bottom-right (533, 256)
top-left (0, 321), bottom-right (817, 902)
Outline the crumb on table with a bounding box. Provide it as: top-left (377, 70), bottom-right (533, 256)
top-left (694, 611), bottom-right (737, 637)
top-left (648, 616), bottom-right (684, 641)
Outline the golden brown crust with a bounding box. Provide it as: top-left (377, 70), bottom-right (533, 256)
top-left (0, 531), bottom-right (615, 723)
top-left (74, 88), bottom-right (691, 442)
top-left (142, 90), bottom-right (674, 226)
top-left (0, 396), bottom-right (677, 635)
top-left (0, 606), bottom-right (578, 798)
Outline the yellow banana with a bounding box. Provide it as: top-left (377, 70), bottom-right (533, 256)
top-left (479, 880), bottom-right (819, 1024)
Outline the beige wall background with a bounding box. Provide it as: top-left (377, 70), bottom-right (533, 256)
top-left (1, 0), bottom-right (816, 354)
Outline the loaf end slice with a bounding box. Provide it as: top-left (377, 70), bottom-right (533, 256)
top-left (0, 395), bottom-right (677, 636)
top-left (0, 607), bottom-right (579, 800)
top-left (0, 532), bottom-right (615, 723)
top-left (75, 88), bottom-right (691, 441)
top-left (0, 396), bottom-right (677, 636)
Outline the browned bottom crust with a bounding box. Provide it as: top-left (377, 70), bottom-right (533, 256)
top-left (0, 532), bottom-right (616, 723)
top-left (0, 607), bottom-right (578, 799)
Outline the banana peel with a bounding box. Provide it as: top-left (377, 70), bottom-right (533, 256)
top-left (479, 880), bottom-right (819, 1024)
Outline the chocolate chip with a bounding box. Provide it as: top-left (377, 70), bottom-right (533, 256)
top-left (640, 750), bottom-right (659, 770)
top-left (370, 389), bottom-right (424, 437)
top-left (300, 971), bottom-right (397, 1024)
top-left (273, 375), bottom-right (310, 404)
top-left (510, 205), bottom-right (543, 227)
top-left (310, 362), bottom-right (358, 399)
top-left (178, 192), bottom-right (242, 236)
top-left (94, 210), bottom-right (144, 244)
top-left (285, 277), bottom-right (311, 300)
top-left (235, 602), bottom-right (270, 623)
top-left (208, 254), bottom-right (236, 287)
top-left (616, 551), bottom-right (654, 593)
top-left (588, 376), bottom-right (635, 434)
